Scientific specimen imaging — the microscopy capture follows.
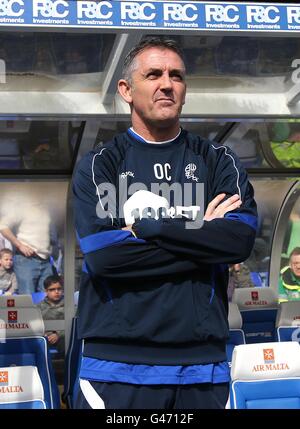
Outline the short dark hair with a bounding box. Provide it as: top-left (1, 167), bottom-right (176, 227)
top-left (44, 275), bottom-right (63, 290)
top-left (122, 37), bottom-right (185, 84)
top-left (0, 248), bottom-right (13, 258)
top-left (290, 247), bottom-right (300, 259)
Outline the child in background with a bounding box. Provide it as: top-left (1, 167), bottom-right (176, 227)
top-left (0, 248), bottom-right (18, 295)
top-left (38, 275), bottom-right (64, 353)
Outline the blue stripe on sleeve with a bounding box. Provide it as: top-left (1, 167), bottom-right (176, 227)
top-left (224, 213), bottom-right (257, 231)
top-left (79, 230), bottom-right (145, 254)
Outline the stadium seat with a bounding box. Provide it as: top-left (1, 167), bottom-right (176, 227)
top-left (232, 287), bottom-right (278, 343)
top-left (250, 272), bottom-right (263, 287)
top-left (62, 316), bottom-right (83, 408)
top-left (230, 341), bottom-right (300, 409)
top-left (276, 301), bottom-right (300, 343)
top-left (0, 294), bottom-right (35, 308)
top-left (0, 305), bottom-right (60, 408)
top-left (0, 337), bottom-right (60, 409)
top-left (227, 302), bottom-right (246, 366)
top-left (0, 365), bottom-right (46, 409)
top-left (31, 292), bottom-right (46, 305)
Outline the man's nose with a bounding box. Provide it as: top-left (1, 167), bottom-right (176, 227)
top-left (159, 72), bottom-right (172, 90)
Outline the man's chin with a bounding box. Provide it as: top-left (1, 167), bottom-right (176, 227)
top-left (154, 112), bottom-right (180, 126)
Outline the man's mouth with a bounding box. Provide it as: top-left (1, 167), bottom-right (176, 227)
top-left (155, 98), bottom-right (174, 103)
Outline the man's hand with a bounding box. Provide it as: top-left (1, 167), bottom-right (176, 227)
top-left (204, 193), bottom-right (242, 221)
top-left (122, 225), bottom-right (133, 232)
top-left (45, 332), bottom-right (59, 345)
top-left (122, 225), bottom-right (137, 237)
top-left (17, 243), bottom-right (36, 257)
top-left (0, 228), bottom-right (36, 257)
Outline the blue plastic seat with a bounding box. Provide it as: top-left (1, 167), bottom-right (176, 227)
top-left (0, 401), bottom-right (46, 409)
top-left (232, 287), bottom-right (278, 343)
top-left (277, 326), bottom-right (300, 342)
top-left (0, 337), bottom-right (60, 409)
top-left (231, 379), bottom-right (300, 409)
top-left (31, 292), bottom-right (46, 305)
top-left (276, 301), bottom-right (300, 343)
top-left (230, 342), bottom-right (300, 409)
top-left (0, 365), bottom-right (46, 409)
top-left (250, 272), bottom-right (262, 287)
top-left (0, 297), bottom-right (61, 409)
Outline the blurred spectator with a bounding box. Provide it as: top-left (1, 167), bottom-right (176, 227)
top-left (227, 262), bottom-right (255, 301)
top-left (21, 122), bottom-right (61, 169)
top-left (0, 193), bottom-right (56, 294)
top-left (269, 121), bottom-right (300, 168)
top-left (34, 45), bottom-right (57, 75)
top-left (49, 223), bottom-right (63, 275)
top-left (0, 248), bottom-right (17, 295)
top-left (278, 247), bottom-right (300, 303)
top-left (65, 49), bottom-right (87, 74)
top-left (0, 232), bottom-right (12, 251)
top-left (215, 37), bottom-right (259, 76)
top-left (259, 38), bottom-right (298, 75)
top-left (38, 275), bottom-right (64, 353)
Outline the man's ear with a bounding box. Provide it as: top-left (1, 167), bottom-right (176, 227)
top-left (118, 79), bottom-right (132, 104)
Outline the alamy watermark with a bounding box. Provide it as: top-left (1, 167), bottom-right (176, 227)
top-left (95, 178), bottom-right (204, 230)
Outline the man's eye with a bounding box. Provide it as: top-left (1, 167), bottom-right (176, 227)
top-left (171, 74), bottom-right (183, 81)
top-left (147, 72), bottom-right (159, 79)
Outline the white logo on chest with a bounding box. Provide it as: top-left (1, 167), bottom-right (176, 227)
top-left (120, 171), bottom-right (135, 179)
top-left (185, 163), bottom-right (199, 182)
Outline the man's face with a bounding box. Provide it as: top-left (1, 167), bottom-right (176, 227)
top-left (46, 282), bottom-right (63, 303)
top-left (0, 254), bottom-right (13, 270)
top-left (121, 47), bottom-right (186, 130)
top-left (290, 255), bottom-right (300, 278)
